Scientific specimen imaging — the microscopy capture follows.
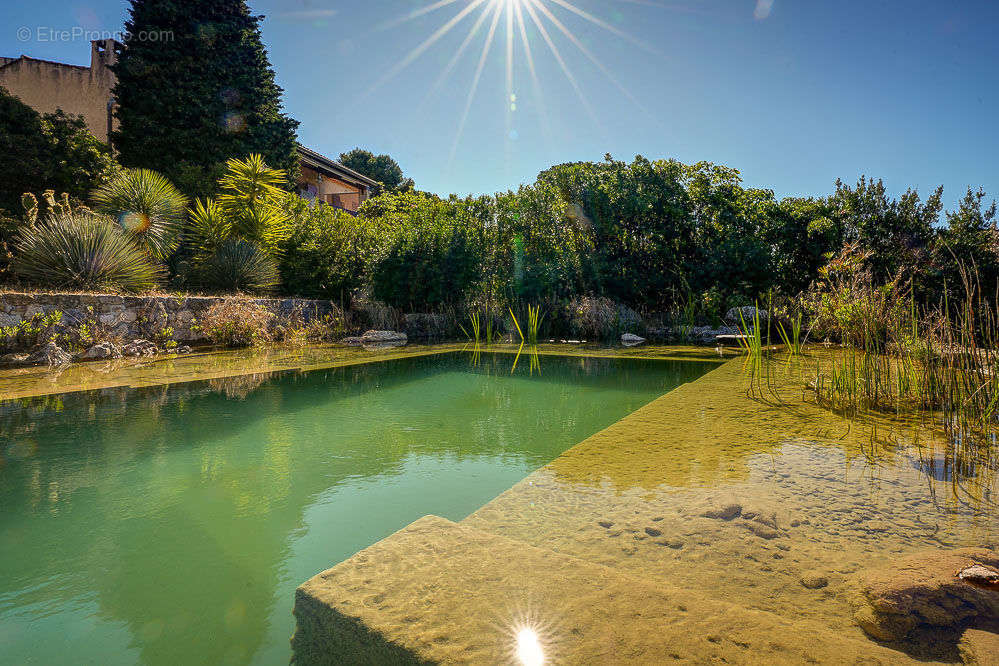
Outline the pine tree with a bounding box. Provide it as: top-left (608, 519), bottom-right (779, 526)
top-left (111, 0), bottom-right (299, 200)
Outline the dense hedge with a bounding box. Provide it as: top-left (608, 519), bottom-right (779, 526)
top-left (308, 155), bottom-right (996, 320)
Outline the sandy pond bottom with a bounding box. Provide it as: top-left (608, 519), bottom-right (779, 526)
top-left (296, 354), bottom-right (999, 664)
top-left (0, 349), bottom-right (715, 665)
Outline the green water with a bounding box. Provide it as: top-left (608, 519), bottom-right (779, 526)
top-left (0, 351), bottom-right (715, 665)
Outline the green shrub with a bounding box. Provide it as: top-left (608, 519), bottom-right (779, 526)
top-left (200, 298), bottom-right (273, 347)
top-left (568, 296), bottom-right (642, 340)
top-left (196, 239), bottom-right (279, 294)
top-left (368, 208), bottom-right (484, 310)
top-left (91, 168), bottom-right (188, 260)
top-left (279, 199), bottom-right (376, 303)
top-left (802, 243), bottom-right (906, 348)
top-left (11, 212), bottom-right (163, 292)
top-left (0, 88), bottom-right (119, 215)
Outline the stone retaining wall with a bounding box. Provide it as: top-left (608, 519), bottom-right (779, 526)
top-left (0, 292), bottom-right (342, 343)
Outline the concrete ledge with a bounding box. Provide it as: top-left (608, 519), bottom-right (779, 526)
top-left (293, 515), bottom-right (910, 664)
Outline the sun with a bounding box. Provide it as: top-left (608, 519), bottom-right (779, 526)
top-left (367, 0), bottom-right (659, 167)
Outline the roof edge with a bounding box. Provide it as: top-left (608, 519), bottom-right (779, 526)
top-left (295, 143), bottom-right (378, 187)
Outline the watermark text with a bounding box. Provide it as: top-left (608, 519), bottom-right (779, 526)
top-left (16, 26), bottom-right (173, 43)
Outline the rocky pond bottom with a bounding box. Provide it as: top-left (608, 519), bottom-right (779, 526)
top-left (295, 354), bottom-right (999, 665)
top-left (0, 350), bottom-right (715, 665)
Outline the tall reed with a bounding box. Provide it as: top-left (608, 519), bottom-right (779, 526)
top-left (810, 265), bottom-right (999, 453)
top-left (526, 304), bottom-right (544, 345)
top-left (776, 311), bottom-right (804, 355)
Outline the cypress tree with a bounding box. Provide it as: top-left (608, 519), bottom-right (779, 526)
top-left (111, 0), bottom-right (299, 200)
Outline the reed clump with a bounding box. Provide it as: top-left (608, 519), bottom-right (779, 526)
top-left (809, 265), bottom-right (999, 448)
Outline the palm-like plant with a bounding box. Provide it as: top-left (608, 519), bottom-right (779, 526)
top-left (12, 212), bottom-right (164, 292)
top-left (91, 168), bottom-right (188, 260)
top-left (185, 155), bottom-right (291, 294)
top-left (215, 154), bottom-right (292, 255)
top-left (188, 198), bottom-right (231, 256)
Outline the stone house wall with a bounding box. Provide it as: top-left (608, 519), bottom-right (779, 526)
top-left (0, 292), bottom-right (341, 343)
top-left (0, 40), bottom-right (118, 141)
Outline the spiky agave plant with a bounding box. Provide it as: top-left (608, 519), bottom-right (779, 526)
top-left (197, 238), bottom-right (280, 294)
top-left (91, 168), bottom-right (188, 260)
top-left (12, 212), bottom-right (164, 292)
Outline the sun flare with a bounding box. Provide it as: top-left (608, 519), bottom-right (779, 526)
top-left (515, 626), bottom-right (545, 666)
top-left (369, 0), bottom-right (658, 168)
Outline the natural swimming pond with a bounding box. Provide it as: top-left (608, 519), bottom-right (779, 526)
top-left (0, 351), bottom-right (717, 665)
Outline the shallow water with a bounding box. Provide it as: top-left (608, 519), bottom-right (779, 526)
top-left (462, 353), bottom-right (999, 662)
top-left (0, 351), bottom-right (714, 665)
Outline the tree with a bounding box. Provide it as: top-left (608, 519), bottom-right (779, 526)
top-left (111, 0), bottom-right (299, 200)
top-left (0, 87), bottom-right (53, 215)
top-left (831, 176), bottom-right (942, 284)
top-left (0, 89), bottom-right (117, 215)
top-left (339, 148), bottom-right (413, 194)
top-left (933, 187), bottom-right (999, 302)
top-left (42, 111), bottom-right (121, 201)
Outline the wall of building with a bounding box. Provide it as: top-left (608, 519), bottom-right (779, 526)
top-left (0, 40), bottom-right (116, 141)
top-left (298, 164), bottom-right (365, 212)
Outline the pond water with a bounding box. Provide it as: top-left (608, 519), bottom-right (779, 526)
top-left (0, 351), bottom-right (716, 665)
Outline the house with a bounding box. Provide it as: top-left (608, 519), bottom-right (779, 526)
top-left (2, 41), bottom-right (375, 212)
top-left (0, 39), bottom-right (118, 141)
top-left (295, 144), bottom-right (377, 213)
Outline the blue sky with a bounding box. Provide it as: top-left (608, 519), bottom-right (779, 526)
top-left (2, 1), bottom-right (997, 209)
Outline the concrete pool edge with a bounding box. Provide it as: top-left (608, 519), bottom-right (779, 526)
top-left (0, 342), bottom-right (733, 400)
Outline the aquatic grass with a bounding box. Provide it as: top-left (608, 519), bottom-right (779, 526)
top-left (510, 341), bottom-right (525, 374)
top-left (776, 311), bottom-right (804, 355)
top-left (528, 346), bottom-right (542, 376)
top-left (509, 307), bottom-right (524, 343)
top-left (526, 304), bottom-right (544, 345)
top-left (509, 304), bottom-right (544, 344)
top-left (736, 302), bottom-right (783, 400)
top-left (459, 311), bottom-right (482, 343)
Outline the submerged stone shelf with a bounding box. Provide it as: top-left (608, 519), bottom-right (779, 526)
top-left (292, 515), bottom-right (910, 665)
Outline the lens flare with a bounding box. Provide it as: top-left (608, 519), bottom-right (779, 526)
top-left (221, 111), bottom-right (246, 133)
top-left (516, 627), bottom-right (544, 666)
top-left (119, 211), bottom-right (151, 233)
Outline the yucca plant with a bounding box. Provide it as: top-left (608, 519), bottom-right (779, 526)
top-left (188, 198), bottom-right (232, 255)
top-left (215, 154), bottom-right (292, 255)
top-left (91, 168), bottom-right (188, 260)
top-left (12, 212), bottom-right (164, 292)
top-left (196, 238), bottom-right (280, 294)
